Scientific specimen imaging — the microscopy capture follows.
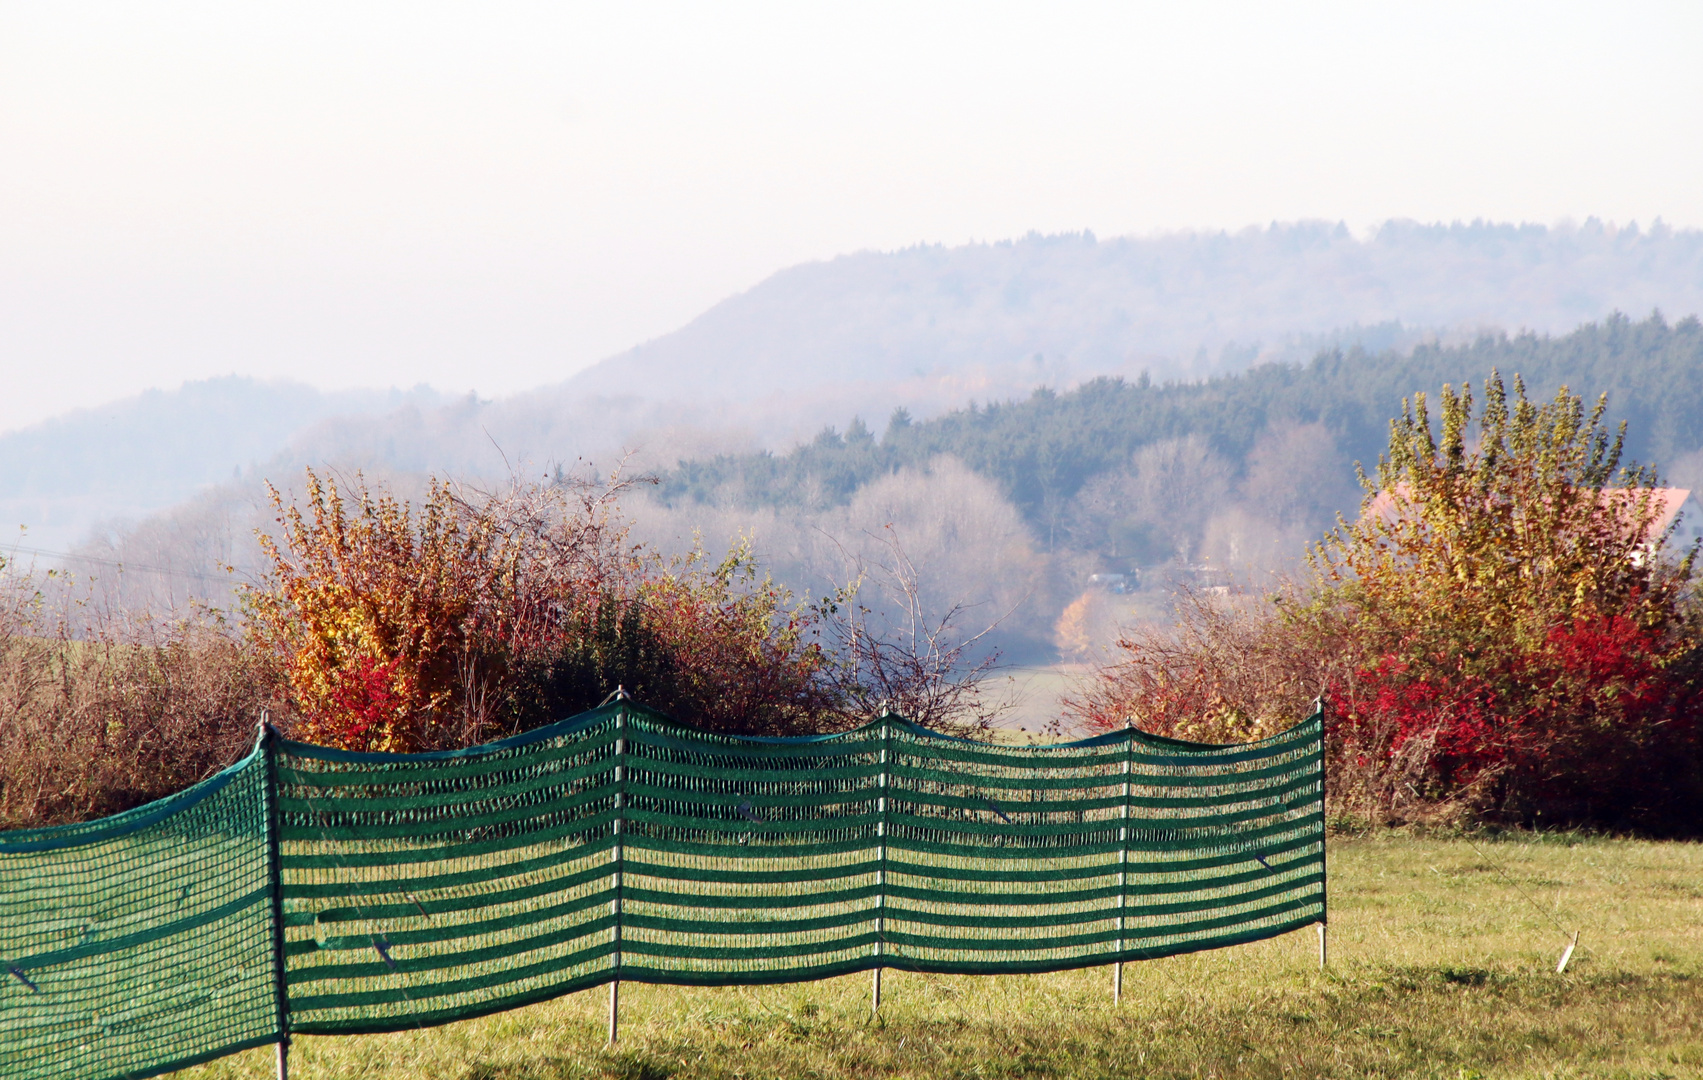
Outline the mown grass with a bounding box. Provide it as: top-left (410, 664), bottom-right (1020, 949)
top-left (186, 832), bottom-right (1703, 1079)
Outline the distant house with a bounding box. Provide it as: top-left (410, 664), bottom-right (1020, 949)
top-left (1088, 572), bottom-right (1134, 594)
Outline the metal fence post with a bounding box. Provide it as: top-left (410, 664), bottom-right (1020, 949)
top-left (609, 702), bottom-right (627, 1043)
top-left (1115, 728), bottom-right (1131, 1003)
top-left (261, 713), bottom-right (292, 1080)
top-left (1315, 697), bottom-right (1327, 972)
top-left (873, 712), bottom-right (890, 1015)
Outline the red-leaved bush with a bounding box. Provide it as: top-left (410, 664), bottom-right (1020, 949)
top-left (1072, 374), bottom-right (1703, 834)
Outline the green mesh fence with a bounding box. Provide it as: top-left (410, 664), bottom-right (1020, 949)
top-left (2, 701), bottom-right (1324, 1076)
top-left (0, 742), bottom-right (282, 1080)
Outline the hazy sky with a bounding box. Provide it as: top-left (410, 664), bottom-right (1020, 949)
top-left (3, 1), bottom-right (1701, 433)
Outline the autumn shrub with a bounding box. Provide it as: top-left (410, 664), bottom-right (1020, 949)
top-left (244, 470), bottom-right (560, 751)
top-left (1072, 374), bottom-right (1703, 834)
top-left (244, 470), bottom-right (875, 751)
top-left (1067, 581), bottom-right (1346, 743)
top-left (499, 546), bottom-right (845, 738)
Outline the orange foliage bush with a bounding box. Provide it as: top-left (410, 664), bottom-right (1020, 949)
top-left (245, 471), bottom-right (541, 749)
top-left (245, 470), bottom-right (846, 751)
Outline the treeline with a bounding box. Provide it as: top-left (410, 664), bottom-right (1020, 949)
top-left (11, 325), bottom-right (1703, 834)
top-left (658, 312), bottom-right (1703, 536)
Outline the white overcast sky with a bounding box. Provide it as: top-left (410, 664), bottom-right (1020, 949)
top-left (2, 1), bottom-right (1701, 432)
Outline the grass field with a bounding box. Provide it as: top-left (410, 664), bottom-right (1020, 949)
top-left (185, 830), bottom-right (1703, 1080)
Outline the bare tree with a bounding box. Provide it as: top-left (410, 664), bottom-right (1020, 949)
top-left (1238, 421), bottom-right (1356, 531)
top-left (1067, 435), bottom-right (1234, 566)
top-left (821, 527), bottom-right (1012, 734)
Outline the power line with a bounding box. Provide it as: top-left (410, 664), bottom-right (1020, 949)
top-left (1462, 835), bottom-right (1574, 939)
top-left (0, 542), bottom-right (253, 586)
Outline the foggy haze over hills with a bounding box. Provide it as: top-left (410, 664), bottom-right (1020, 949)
top-left (0, 380), bottom-right (442, 556)
top-left (6, 218), bottom-right (1703, 558)
top-left (38, 311), bottom-right (1703, 672)
top-left (569, 219), bottom-right (1703, 402)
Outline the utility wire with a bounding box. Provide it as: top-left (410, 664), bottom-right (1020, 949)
top-left (1403, 785), bottom-right (1578, 946)
top-left (0, 542), bottom-right (251, 586)
top-left (1461, 835), bottom-right (1575, 940)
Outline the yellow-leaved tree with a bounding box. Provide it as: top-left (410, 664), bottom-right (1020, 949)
top-left (1073, 373), bottom-right (1703, 832)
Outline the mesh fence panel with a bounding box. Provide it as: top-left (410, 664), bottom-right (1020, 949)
top-left (277, 702), bottom-right (1324, 1034)
top-left (0, 746), bottom-right (281, 1080)
top-left (0, 701), bottom-right (1324, 1074)
top-left (276, 709), bottom-right (624, 1033)
top-left (881, 718), bottom-right (1324, 972)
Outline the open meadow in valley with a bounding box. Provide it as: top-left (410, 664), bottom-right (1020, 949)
top-left (183, 831), bottom-right (1703, 1080)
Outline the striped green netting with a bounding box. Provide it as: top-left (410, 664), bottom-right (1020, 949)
top-left (278, 701), bottom-right (1324, 1032)
top-left (1, 701), bottom-right (1324, 1077)
top-left (0, 746), bottom-right (281, 1080)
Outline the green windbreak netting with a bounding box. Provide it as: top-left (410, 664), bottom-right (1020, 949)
top-left (275, 709), bottom-right (626, 1033)
top-left (0, 701), bottom-right (1324, 1076)
top-left (275, 703), bottom-right (1324, 1035)
top-left (0, 744), bottom-right (281, 1080)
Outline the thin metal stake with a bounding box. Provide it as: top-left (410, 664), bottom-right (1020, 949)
top-left (262, 715), bottom-right (293, 1080)
top-left (1315, 697), bottom-right (1330, 976)
top-left (1115, 736), bottom-right (1130, 1004)
top-left (1556, 931), bottom-right (1579, 974)
top-left (608, 705), bottom-right (626, 1044)
top-left (872, 714), bottom-right (889, 1016)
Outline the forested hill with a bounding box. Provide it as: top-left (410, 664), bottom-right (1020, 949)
top-left (569, 222), bottom-right (1703, 406)
top-left (657, 312), bottom-right (1703, 530)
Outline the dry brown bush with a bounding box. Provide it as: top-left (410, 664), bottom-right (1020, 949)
top-left (0, 575), bottom-right (283, 829)
top-left (1065, 581), bottom-right (1333, 744)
